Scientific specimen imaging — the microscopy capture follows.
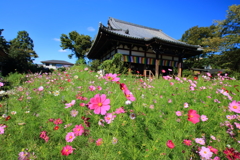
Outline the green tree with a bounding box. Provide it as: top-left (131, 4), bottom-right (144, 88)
top-left (180, 25), bottom-right (219, 68)
top-left (0, 29), bottom-right (10, 54)
top-left (7, 31), bottom-right (38, 73)
top-left (60, 31), bottom-right (92, 59)
top-left (202, 5), bottom-right (240, 71)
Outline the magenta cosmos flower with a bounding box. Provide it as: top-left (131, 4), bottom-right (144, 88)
top-left (183, 139), bottom-right (192, 146)
top-left (228, 100), bottom-right (240, 113)
top-left (96, 138), bottom-right (103, 146)
top-left (72, 124), bottom-right (84, 136)
top-left (104, 73), bottom-right (120, 82)
top-left (124, 90), bottom-right (136, 101)
top-left (188, 109), bottom-right (200, 124)
top-left (61, 145), bottom-right (74, 156)
top-left (88, 94), bottom-right (111, 115)
top-left (166, 140), bottom-right (175, 149)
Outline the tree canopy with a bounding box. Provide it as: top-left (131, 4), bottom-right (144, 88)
top-left (60, 31), bottom-right (92, 59)
top-left (1, 30), bottom-right (38, 75)
top-left (181, 4), bottom-right (240, 71)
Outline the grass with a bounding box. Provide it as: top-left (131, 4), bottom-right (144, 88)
top-left (0, 65), bottom-right (239, 160)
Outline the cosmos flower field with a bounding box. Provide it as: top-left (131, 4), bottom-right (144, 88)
top-left (0, 65), bottom-right (240, 160)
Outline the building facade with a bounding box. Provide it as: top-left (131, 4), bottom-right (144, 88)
top-left (41, 60), bottom-right (74, 70)
top-left (87, 18), bottom-right (203, 77)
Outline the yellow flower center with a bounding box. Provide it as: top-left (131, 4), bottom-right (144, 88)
top-left (233, 106), bottom-right (237, 109)
top-left (204, 151), bottom-right (207, 154)
top-left (108, 77), bottom-right (113, 80)
top-left (65, 149), bottom-right (68, 152)
top-left (70, 136), bottom-right (72, 139)
top-left (98, 103), bottom-right (102, 107)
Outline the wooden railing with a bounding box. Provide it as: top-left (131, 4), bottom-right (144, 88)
top-left (143, 70), bottom-right (154, 79)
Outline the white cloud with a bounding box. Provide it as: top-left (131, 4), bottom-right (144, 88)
top-left (58, 49), bottom-right (67, 52)
top-left (87, 27), bottom-right (95, 32)
top-left (53, 38), bottom-right (60, 41)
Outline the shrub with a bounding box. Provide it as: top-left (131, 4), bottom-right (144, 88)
top-left (100, 53), bottom-right (127, 74)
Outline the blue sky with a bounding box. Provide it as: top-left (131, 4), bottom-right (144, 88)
top-left (0, 0), bottom-right (239, 64)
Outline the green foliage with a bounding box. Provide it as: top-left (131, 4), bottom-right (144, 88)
top-left (57, 67), bottom-right (66, 72)
top-left (5, 72), bottom-right (26, 89)
top-left (182, 69), bottom-right (193, 78)
top-left (89, 59), bottom-right (101, 72)
top-left (100, 53), bottom-right (127, 74)
top-left (0, 32), bottom-right (10, 54)
top-left (181, 4), bottom-right (240, 72)
top-left (75, 58), bottom-right (86, 65)
top-left (1, 31), bottom-right (38, 75)
top-left (60, 31), bottom-right (92, 59)
top-left (1, 67), bottom-right (240, 159)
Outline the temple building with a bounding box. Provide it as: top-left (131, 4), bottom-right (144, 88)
top-left (87, 17), bottom-right (203, 77)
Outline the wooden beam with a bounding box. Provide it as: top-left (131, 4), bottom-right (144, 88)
top-left (155, 59), bottom-right (159, 78)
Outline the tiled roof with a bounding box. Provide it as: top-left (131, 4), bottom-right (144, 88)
top-left (41, 60), bottom-right (74, 65)
top-left (102, 17), bottom-right (202, 49)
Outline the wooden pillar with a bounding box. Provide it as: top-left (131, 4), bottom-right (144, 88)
top-left (155, 59), bottom-right (159, 78)
top-left (177, 55), bottom-right (182, 77)
top-left (159, 54), bottom-right (162, 77)
top-left (128, 45), bottom-right (132, 74)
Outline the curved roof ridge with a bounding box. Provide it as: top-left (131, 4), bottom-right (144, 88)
top-left (159, 30), bottom-right (187, 44)
top-left (109, 17), bottom-right (160, 31)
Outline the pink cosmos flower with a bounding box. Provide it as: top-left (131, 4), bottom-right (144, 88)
top-left (206, 72), bottom-right (211, 77)
top-left (38, 86), bottom-right (44, 91)
top-left (124, 90), bottom-right (136, 101)
top-left (208, 146), bottom-right (218, 154)
top-left (228, 100), bottom-right (240, 113)
top-left (0, 125), bottom-right (6, 134)
top-left (176, 111), bottom-right (182, 116)
top-left (65, 132), bottom-right (76, 142)
top-left (166, 140), bottom-right (175, 149)
top-left (0, 82), bottom-right (4, 87)
top-left (79, 103), bottom-right (85, 107)
top-left (97, 86), bottom-right (102, 90)
top-left (112, 137), bottom-right (118, 144)
top-left (199, 146), bottom-right (213, 159)
top-left (65, 100), bottom-right (76, 108)
top-left (161, 69), bottom-right (166, 73)
top-left (213, 156), bottom-right (220, 160)
top-left (39, 131), bottom-right (49, 142)
top-left (53, 118), bottom-right (63, 125)
top-left (234, 122), bottom-right (240, 129)
top-left (18, 151), bottom-right (30, 160)
top-left (104, 113), bottom-right (116, 124)
top-left (115, 107), bottom-right (125, 114)
top-left (201, 115), bottom-right (208, 121)
top-left (184, 102), bottom-right (189, 108)
top-left (195, 138), bottom-right (205, 145)
top-left (61, 145), bottom-right (74, 156)
top-left (183, 139), bottom-right (192, 146)
top-left (170, 82), bottom-right (174, 86)
top-left (73, 124), bottom-right (84, 136)
top-left (98, 119), bottom-right (105, 126)
top-left (89, 85), bottom-right (96, 91)
top-left (88, 94), bottom-right (111, 115)
top-left (70, 109), bottom-right (78, 117)
top-left (210, 135), bottom-right (216, 140)
top-left (104, 73), bottom-right (120, 82)
top-left (96, 138), bottom-right (103, 146)
top-left (168, 99), bottom-right (172, 103)
top-left (188, 109), bottom-right (200, 124)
